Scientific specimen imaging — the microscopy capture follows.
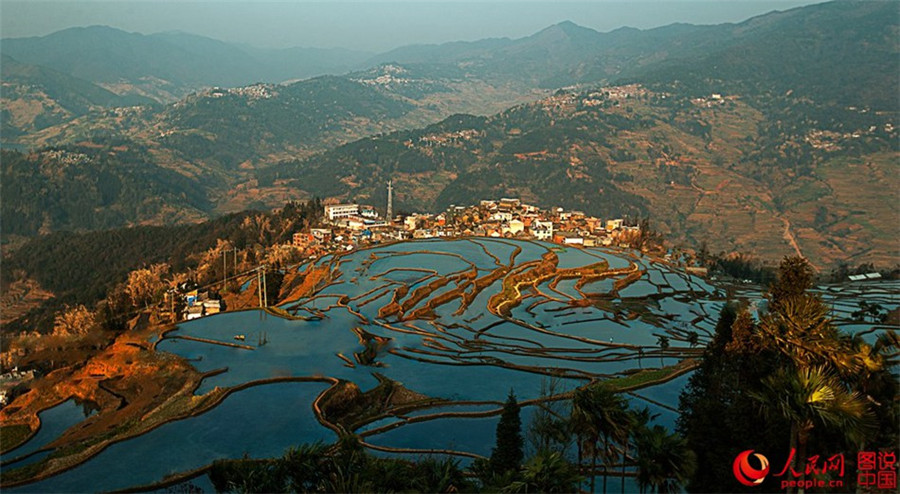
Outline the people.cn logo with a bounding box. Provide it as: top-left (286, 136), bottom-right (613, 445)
top-left (733, 450), bottom-right (771, 486)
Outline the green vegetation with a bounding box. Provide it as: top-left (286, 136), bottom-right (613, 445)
top-left (696, 248), bottom-right (777, 285)
top-left (207, 438), bottom-right (475, 493)
top-left (488, 391), bottom-right (524, 476)
top-left (508, 450), bottom-right (582, 493)
top-left (262, 98), bottom-right (652, 217)
top-left (0, 54), bottom-right (155, 136)
top-left (160, 76), bottom-right (414, 170)
top-left (3, 2), bottom-right (896, 268)
top-left (633, 424), bottom-right (696, 494)
top-left (678, 258), bottom-right (899, 492)
top-left (256, 72), bottom-right (895, 266)
top-left (633, 1), bottom-right (898, 111)
top-left (2, 199), bottom-right (321, 333)
top-left (0, 424), bottom-right (33, 454)
top-left (204, 376), bottom-right (697, 494)
top-left (0, 458), bottom-right (46, 485)
top-left (1, 146), bottom-right (210, 236)
top-left (571, 383), bottom-right (633, 493)
top-left (603, 364), bottom-right (690, 391)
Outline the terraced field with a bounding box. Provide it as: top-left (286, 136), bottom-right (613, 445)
top-left (3, 239), bottom-right (897, 492)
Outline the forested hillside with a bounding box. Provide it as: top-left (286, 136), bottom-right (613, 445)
top-left (1, 200), bottom-right (321, 332)
top-left (627, 1), bottom-right (899, 110)
top-left (260, 81), bottom-right (898, 266)
top-left (2, 0), bottom-right (897, 268)
top-left (1, 147), bottom-right (211, 236)
top-left (1, 26), bottom-right (372, 102)
top-left (0, 55), bottom-right (154, 139)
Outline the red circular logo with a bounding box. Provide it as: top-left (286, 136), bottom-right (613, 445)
top-left (733, 450), bottom-right (770, 486)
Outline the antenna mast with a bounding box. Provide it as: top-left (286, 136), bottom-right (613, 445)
top-left (387, 179), bottom-right (393, 223)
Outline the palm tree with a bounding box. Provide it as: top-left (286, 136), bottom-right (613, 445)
top-left (756, 295), bottom-right (850, 370)
top-left (844, 330), bottom-right (900, 460)
top-left (571, 384), bottom-right (631, 493)
top-left (283, 442), bottom-right (329, 492)
top-left (686, 331), bottom-right (699, 348)
top-left (324, 433), bottom-right (372, 492)
top-left (327, 462), bottom-right (373, 493)
top-left (209, 458), bottom-right (288, 494)
top-left (656, 335), bottom-right (670, 367)
top-left (504, 450), bottom-right (581, 493)
top-left (413, 457), bottom-right (469, 493)
top-left (767, 256), bottom-right (815, 312)
top-left (367, 457), bottom-right (416, 493)
top-left (570, 387), bottom-right (596, 490)
top-left (750, 366), bottom-right (874, 494)
top-left (622, 408), bottom-right (657, 494)
top-left (634, 424), bottom-right (697, 493)
top-left (528, 401), bottom-right (571, 453)
top-left (846, 330), bottom-right (898, 377)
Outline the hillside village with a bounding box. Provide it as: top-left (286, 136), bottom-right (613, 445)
top-left (0, 195), bottom-right (650, 403)
top-left (292, 196), bottom-right (645, 257)
top-left (0, 194), bottom-right (653, 404)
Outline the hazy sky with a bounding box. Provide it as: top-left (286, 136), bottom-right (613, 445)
top-left (2, 1), bottom-right (831, 52)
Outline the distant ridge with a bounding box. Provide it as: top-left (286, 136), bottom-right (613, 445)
top-left (1, 0), bottom-right (897, 267)
top-left (0, 53), bottom-right (155, 137)
top-left (1, 25), bottom-right (373, 101)
top-left (5, 1), bottom-right (894, 103)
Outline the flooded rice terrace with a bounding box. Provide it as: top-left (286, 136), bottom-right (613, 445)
top-left (6, 239), bottom-right (898, 492)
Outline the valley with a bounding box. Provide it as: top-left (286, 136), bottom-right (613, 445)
top-left (3, 1), bottom-right (898, 268)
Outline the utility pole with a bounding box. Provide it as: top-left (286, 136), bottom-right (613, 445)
top-left (257, 267), bottom-right (263, 308)
top-left (387, 179), bottom-right (393, 223)
top-left (262, 266), bottom-right (268, 308)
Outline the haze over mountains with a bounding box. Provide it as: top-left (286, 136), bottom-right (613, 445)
top-left (1, 0), bottom-right (897, 267)
top-left (2, 26), bottom-right (372, 102)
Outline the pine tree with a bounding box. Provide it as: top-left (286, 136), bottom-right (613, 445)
top-left (678, 304), bottom-right (791, 492)
top-left (490, 390), bottom-right (524, 475)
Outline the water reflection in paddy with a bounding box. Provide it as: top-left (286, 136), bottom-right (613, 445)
top-left (1, 400), bottom-right (95, 465)
top-left (157, 310), bottom-right (379, 394)
top-left (366, 406), bottom-right (538, 459)
top-left (15, 240), bottom-right (896, 492)
top-left (13, 383), bottom-right (332, 493)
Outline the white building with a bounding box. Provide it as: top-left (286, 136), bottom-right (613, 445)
top-left (202, 299), bottom-right (222, 315)
top-left (530, 220), bottom-right (553, 240)
top-left (325, 204), bottom-right (359, 221)
top-left (505, 219), bottom-right (525, 235)
top-left (359, 205), bottom-right (379, 219)
top-left (606, 219), bottom-right (624, 231)
top-left (491, 211), bottom-right (513, 222)
top-left (311, 228), bottom-right (333, 242)
top-left (185, 305), bottom-right (204, 320)
top-left (404, 214), bottom-right (428, 231)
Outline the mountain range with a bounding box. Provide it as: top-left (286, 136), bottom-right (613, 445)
top-left (1, 26), bottom-right (372, 100)
top-left (1, 0), bottom-right (897, 267)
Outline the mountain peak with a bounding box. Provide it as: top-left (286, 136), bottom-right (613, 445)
top-left (531, 20), bottom-right (600, 42)
top-left (554, 20), bottom-right (581, 30)
top-left (57, 25), bottom-right (134, 37)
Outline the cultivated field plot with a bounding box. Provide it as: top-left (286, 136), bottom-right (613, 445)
top-left (5, 239), bottom-right (897, 492)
